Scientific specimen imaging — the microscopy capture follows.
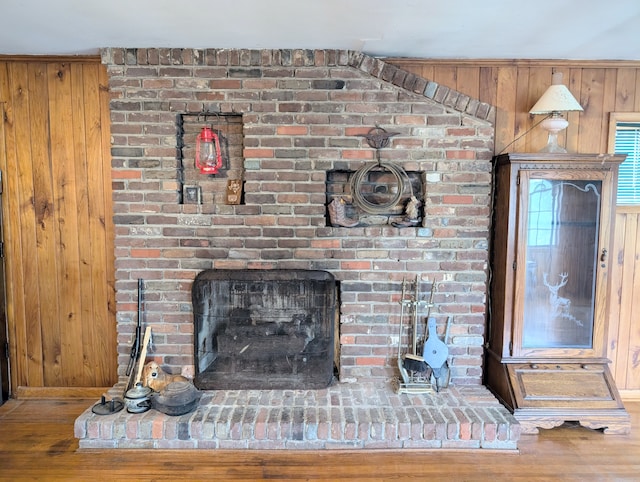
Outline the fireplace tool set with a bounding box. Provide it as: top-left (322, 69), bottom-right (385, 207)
top-left (395, 276), bottom-right (451, 394)
top-left (93, 279), bottom-right (147, 415)
top-left (92, 278), bottom-right (199, 416)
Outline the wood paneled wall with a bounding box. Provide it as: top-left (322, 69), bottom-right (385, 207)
top-left (388, 59), bottom-right (640, 155)
top-left (390, 58), bottom-right (640, 393)
top-left (0, 58), bottom-right (117, 394)
top-left (609, 206), bottom-right (640, 392)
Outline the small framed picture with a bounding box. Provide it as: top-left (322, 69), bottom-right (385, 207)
top-left (183, 186), bottom-right (202, 204)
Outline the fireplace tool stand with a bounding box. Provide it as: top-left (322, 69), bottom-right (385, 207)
top-left (395, 276), bottom-right (433, 394)
top-left (394, 276), bottom-right (452, 394)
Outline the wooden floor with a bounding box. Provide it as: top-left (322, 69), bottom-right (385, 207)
top-left (0, 398), bottom-right (639, 481)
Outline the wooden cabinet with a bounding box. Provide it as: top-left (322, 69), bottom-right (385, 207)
top-left (485, 153), bottom-right (631, 434)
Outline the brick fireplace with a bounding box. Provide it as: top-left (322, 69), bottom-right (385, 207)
top-left (74, 48), bottom-right (520, 449)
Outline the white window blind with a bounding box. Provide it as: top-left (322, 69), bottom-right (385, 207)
top-left (614, 122), bottom-right (640, 205)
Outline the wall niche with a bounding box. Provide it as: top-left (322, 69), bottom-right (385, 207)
top-left (177, 113), bottom-right (244, 205)
top-left (326, 167), bottom-right (425, 228)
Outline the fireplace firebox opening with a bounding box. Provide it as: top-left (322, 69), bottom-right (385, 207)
top-left (192, 269), bottom-right (338, 390)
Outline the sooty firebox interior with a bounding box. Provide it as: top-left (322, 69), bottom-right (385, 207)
top-left (192, 269), bottom-right (337, 390)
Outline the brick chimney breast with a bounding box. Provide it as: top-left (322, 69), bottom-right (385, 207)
top-left (101, 48), bottom-right (495, 388)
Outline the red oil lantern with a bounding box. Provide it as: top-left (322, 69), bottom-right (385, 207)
top-left (195, 126), bottom-right (223, 175)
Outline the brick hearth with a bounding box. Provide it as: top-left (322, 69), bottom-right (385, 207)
top-left (75, 383), bottom-right (519, 450)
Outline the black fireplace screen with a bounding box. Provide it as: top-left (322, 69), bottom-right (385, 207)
top-left (192, 269), bottom-right (337, 390)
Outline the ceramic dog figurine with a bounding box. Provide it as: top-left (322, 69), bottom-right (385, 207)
top-left (142, 361), bottom-right (189, 392)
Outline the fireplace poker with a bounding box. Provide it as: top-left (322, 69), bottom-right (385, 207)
top-left (419, 280), bottom-right (436, 348)
top-left (397, 278), bottom-right (410, 386)
top-left (125, 279), bottom-right (144, 393)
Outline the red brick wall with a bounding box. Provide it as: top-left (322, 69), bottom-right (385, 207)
top-left (102, 48), bottom-right (495, 387)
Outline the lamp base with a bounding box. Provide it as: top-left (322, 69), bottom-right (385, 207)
top-left (538, 114), bottom-right (569, 153)
top-left (540, 132), bottom-right (567, 153)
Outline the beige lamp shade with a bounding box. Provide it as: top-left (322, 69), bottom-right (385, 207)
top-left (529, 72), bottom-right (583, 153)
top-left (529, 72), bottom-right (583, 114)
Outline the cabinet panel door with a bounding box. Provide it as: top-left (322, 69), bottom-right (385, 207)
top-left (507, 363), bottom-right (624, 410)
top-left (513, 169), bottom-right (615, 358)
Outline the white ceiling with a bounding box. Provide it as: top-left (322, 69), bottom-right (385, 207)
top-left (1, 0), bottom-right (638, 60)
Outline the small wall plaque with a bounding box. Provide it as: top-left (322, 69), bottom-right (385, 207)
top-left (226, 179), bottom-right (242, 205)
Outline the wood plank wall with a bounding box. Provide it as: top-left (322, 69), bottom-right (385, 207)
top-left (0, 58), bottom-right (117, 394)
top-left (389, 59), bottom-right (640, 393)
top-left (608, 206), bottom-right (640, 393)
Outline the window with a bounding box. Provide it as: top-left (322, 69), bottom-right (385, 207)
top-left (528, 180), bottom-right (557, 247)
top-left (609, 113), bottom-right (640, 205)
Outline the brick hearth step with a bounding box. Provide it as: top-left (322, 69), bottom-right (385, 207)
top-left (75, 384), bottom-right (520, 450)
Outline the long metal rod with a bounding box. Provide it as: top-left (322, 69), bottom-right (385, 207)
top-left (421, 280), bottom-right (437, 346)
top-left (411, 275), bottom-right (419, 355)
top-left (125, 279), bottom-right (144, 394)
top-left (397, 278), bottom-right (410, 385)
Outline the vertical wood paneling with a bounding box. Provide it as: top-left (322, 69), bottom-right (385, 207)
top-left (478, 66), bottom-right (497, 107)
top-left (511, 67), bottom-right (531, 153)
top-left (79, 63), bottom-right (117, 386)
top-left (579, 68), bottom-right (605, 153)
top-left (420, 65), bottom-right (435, 83)
top-left (494, 67), bottom-right (516, 154)
top-left (600, 70), bottom-right (618, 156)
top-left (565, 69), bottom-right (582, 154)
top-left (48, 62), bottom-right (80, 386)
top-left (433, 66), bottom-right (457, 91)
top-left (626, 215), bottom-right (640, 389)
top-left (30, 62), bottom-right (58, 387)
top-left (611, 210), bottom-right (640, 390)
top-left (456, 67), bottom-right (480, 100)
top-left (98, 65), bottom-right (117, 386)
top-left (0, 66), bottom-right (22, 385)
top-left (66, 62), bottom-right (90, 387)
top-left (0, 59), bottom-right (116, 392)
top-left (527, 67), bottom-right (554, 152)
top-left (615, 68), bottom-right (636, 110)
top-left (71, 62), bottom-right (94, 385)
top-left (9, 63), bottom-right (44, 388)
top-left (28, 62), bottom-right (58, 388)
top-left (608, 211), bottom-right (625, 384)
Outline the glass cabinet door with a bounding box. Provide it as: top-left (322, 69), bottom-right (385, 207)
top-left (515, 170), bottom-right (609, 355)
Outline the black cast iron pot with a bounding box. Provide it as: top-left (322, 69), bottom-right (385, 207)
top-left (151, 380), bottom-right (200, 416)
